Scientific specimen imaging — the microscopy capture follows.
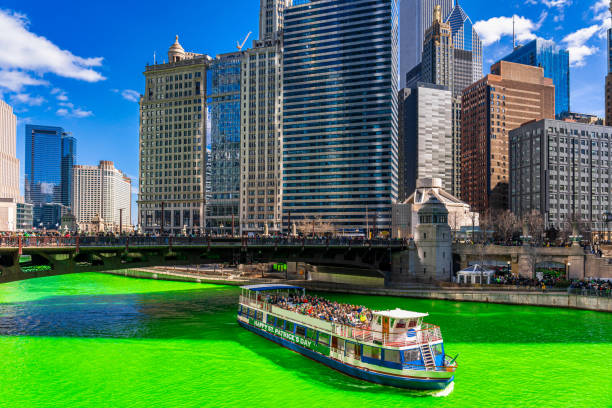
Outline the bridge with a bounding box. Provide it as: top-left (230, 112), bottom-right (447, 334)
top-left (453, 243), bottom-right (612, 280)
top-left (0, 236), bottom-right (407, 284)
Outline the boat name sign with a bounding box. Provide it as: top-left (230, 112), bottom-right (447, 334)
top-left (250, 318), bottom-right (330, 354)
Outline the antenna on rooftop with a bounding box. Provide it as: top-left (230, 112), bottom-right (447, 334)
top-left (153, 51), bottom-right (156, 65)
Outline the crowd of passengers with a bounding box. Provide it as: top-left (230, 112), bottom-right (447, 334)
top-left (263, 295), bottom-right (373, 327)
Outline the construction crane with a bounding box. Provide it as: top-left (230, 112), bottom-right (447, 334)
top-left (237, 32), bottom-right (252, 51)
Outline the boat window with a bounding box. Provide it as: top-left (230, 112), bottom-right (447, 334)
top-left (345, 342), bottom-right (358, 358)
top-left (396, 320), bottom-right (406, 328)
top-left (384, 349), bottom-right (401, 364)
top-left (306, 329), bottom-right (317, 340)
top-left (376, 316), bottom-right (382, 325)
top-left (286, 321), bottom-right (295, 333)
top-left (407, 319), bottom-right (417, 328)
top-left (433, 344), bottom-right (444, 356)
top-left (246, 308), bottom-right (251, 318)
top-left (318, 332), bottom-right (330, 346)
top-left (276, 319), bottom-right (285, 330)
top-left (256, 311), bottom-right (264, 322)
top-left (363, 345), bottom-right (381, 360)
top-left (238, 305), bottom-right (242, 315)
top-left (295, 325), bottom-right (306, 337)
top-left (390, 318), bottom-right (395, 328)
top-left (266, 314), bottom-right (275, 325)
top-left (403, 349), bottom-right (421, 363)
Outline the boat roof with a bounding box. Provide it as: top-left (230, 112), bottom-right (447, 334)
top-left (372, 308), bottom-right (428, 319)
top-left (241, 284), bottom-right (304, 292)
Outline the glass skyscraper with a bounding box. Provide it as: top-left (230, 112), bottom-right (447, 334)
top-left (206, 52), bottom-right (242, 234)
top-left (282, 0), bottom-right (399, 236)
top-left (445, 2), bottom-right (482, 83)
top-left (500, 39), bottom-right (570, 116)
top-left (24, 125), bottom-right (76, 229)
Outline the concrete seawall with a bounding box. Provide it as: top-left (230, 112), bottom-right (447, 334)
top-left (103, 269), bottom-right (612, 313)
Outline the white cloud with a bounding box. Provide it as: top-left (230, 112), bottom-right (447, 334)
top-left (592, 0), bottom-right (609, 13)
top-left (11, 93), bottom-right (44, 106)
top-left (474, 15), bottom-right (543, 46)
top-left (562, 24), bottom-right (601, 66)
top-left (56, 106), bottom-right (93, 118)
top-left (121, 89), bottom-right (140, 102)
top-left (0, 9), bottom-right (105, 82)
top-left (541, 0), bottom-right (571, 7)
top-left (0, 70), bottom-right (47, 92)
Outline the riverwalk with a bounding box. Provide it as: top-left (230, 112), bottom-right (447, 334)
top-left (102, 268), bottom-right (612, 313)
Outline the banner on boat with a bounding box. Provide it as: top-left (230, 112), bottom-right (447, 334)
top-left (250, 318), bottom-right (330, 354)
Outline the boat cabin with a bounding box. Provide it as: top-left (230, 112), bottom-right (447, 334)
top-left (370, 308), bottom-right (428, 344)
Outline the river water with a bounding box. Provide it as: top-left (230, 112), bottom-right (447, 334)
top-left (0, 273), bottom-right (610, 407)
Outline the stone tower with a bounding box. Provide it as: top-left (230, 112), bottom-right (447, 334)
top-left (415, 196), bottom-right (452, 281)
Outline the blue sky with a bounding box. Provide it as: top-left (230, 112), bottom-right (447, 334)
top-left (0, 0), bottom-right (610, 224)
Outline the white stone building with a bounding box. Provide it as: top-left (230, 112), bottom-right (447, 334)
top-left (392, 177), bottom-right (478, 238)
top-left (239, 0), bottom-right (288, 234)
top-left (72, 161), bottom-right (132, 233)
top-left (138, 36), bottom-right (211, 234)
top-left (0, 100), bottom-right (22, 231)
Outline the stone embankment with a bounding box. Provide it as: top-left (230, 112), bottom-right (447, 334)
top-left (103, 268), bottom-right (612, 313)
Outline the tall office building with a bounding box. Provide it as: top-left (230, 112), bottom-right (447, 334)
top-left (0, 100), bottom-right (21, 231)
top-left (461, 61), bottom-right (555, 212)
top-left (606, 1), bottom-right (612, 125)
top-left (283, 0), bottom-right (399, 235)
top-left (445, 2), bottom-right (482, 83)
top-left (138, 36), bottom-right (211, 235)
top-left (501, 39), bottom-right (570, 117)
top-left (510, 119), bottom-right (612, 238)
top-left (207, 52), bottom-right (242, 235)
top-left (24, 124), bottom-right (76, 229)
top-left (400, 0), bottom-right (453, 87)
top-left (240, 0), bottom-right (288, 235)
top-left (73, 161), bottom-right (132, 232)
top-left (421, 6), bottom-right (453, 91)
top-left (403, 83), bottom-right (453, 195)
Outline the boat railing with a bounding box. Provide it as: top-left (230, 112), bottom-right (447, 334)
top-left (239, 296), bottom-right (444, 348)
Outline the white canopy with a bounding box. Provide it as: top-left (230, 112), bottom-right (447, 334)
top-left (459, 264), bottom-right (495, 275)
top-left (372, 308), bottom-right (428, 319)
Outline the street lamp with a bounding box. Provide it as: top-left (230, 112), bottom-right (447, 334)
top-left (566, 262), bottom-right (571, 279)
top-left (507, 261), bottom-right (511, 275)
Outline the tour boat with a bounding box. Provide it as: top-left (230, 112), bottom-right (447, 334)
top-left (237, 284), bottom-right (457, 390)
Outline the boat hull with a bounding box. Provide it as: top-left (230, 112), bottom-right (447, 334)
top-left (238, 319), bottom-right (454, 391)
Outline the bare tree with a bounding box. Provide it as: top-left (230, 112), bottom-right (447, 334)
top-left (523, 210), bottom-right (545, 245)
top-left (478, 210), bottom-right (493, 244)
top-left (495, 210), bottom-right (520, 244)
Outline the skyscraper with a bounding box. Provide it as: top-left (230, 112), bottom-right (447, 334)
top-left (138, 36), bottom-right (210, 235)
top-left (445, 2), bottom-right (482, 83)
top-left (283, 0), bottom-right (399, 236)
top-left (72, 161), bottom-right (132, 233)
top-left (400, 0), bottom-right (453, 87)
top-left (240, 0), bottom-right (288, 235)
top-left (421, 6), bottom-right (453, 91)
top-left (606, 1), bottom-right (612, 125)
top-left (500, 39), bottom-right (570, 117)
top-left (207, 52), bottom-right (242, 235)
top-left (461, 61), bottom-right (555, 212)
top-left (24, 124), bottom-right (76, 229)
top-left (0, 100), bottom-right (21, 231)
top-left (510, 119), bottom-right (612, 239)
top-left (403, 83), bottom-right (453, 195)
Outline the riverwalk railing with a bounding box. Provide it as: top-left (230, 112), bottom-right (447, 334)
top-left (567, 287), bottom-right (612, 298)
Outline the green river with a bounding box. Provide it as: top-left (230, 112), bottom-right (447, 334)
top-left (0, 273), bottom-right (611, 407)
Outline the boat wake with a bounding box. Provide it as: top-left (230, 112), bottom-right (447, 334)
top-left (430, 381), bottom-right (454, 397)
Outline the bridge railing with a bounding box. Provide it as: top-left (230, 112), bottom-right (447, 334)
top-left (567, 287), bottom-right (612, 298)
top-left (0, 236), bottom-right (407, 249)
